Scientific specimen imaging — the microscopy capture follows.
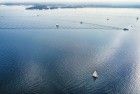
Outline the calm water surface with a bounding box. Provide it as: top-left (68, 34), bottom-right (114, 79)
top-left (0, 5), bottom-right (140, 94)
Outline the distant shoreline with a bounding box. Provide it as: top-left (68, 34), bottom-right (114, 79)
top-left (1, 2), bottom-right (140, 10)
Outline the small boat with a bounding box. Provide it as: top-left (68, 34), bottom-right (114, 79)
top-left (92, 71), bottom-right (98, 78)
top-left (123, 28), bottom-right (129, 31)
top-left (56, 24), bottom-right (59, 29)
top-left (137, 17), bottom-right (139, 20)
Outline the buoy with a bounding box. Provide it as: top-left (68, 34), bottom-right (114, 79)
top-left (80, 21), bottom-right (83, 24)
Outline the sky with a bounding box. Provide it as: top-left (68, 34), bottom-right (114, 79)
top-left (1, 0), bottom-right (140, 3)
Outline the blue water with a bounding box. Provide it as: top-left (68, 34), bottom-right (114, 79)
top-left (0, 5), bottom-right (140, 94)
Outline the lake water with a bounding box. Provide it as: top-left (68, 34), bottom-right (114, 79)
top-left (0, 5), bottom-right (140, 94)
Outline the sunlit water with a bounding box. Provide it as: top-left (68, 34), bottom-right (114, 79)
top-left (0, 5), bottom-right (140, 94)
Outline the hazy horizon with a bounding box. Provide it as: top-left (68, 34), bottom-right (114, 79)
top-left (1, 0), bottom-right (140, 3)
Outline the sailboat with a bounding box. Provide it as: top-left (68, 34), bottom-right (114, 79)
top-left (56, 24), bottom-right (59, 29)
top-left (92, 71), bottom-right (98, 78)
top-left (137, 17), bottom-right (139, 20)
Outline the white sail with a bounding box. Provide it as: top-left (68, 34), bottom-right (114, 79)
top-left (92, 71), bottom-right (98, 78)
top-left (56, 24), bottom-right (59, 29)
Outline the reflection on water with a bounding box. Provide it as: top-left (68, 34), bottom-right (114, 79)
top-left (0, 6), bottom-right (140, 94)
